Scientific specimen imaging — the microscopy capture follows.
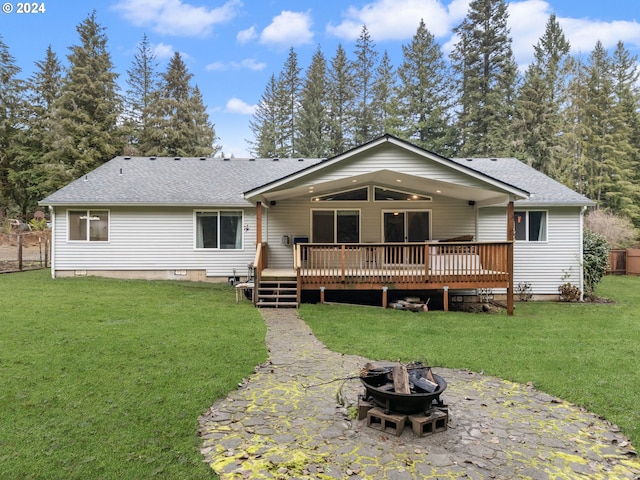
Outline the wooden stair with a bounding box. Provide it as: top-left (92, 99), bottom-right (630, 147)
top-left (256, 278), bottom-right (298, 308)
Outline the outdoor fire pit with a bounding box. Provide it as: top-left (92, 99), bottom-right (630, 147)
top-left (358, 362), bottom-right (448, 436)
top-left (360, 362), bottom-right (446, 414)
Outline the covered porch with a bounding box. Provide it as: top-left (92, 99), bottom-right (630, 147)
top-left (253, 238), bottom-right (514, 314)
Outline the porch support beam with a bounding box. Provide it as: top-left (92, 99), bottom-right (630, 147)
top-left (256, 201), bottom-right (263, 245)
top-left (507, 200), bottom-right (514, 316)
top-left (443, 286), bottom-right (449, 312)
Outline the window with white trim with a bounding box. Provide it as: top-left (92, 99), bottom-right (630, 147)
top-left (195, 211), bottom-right (243, 249)
top-left (68, 210), bottom-right (109, 241)
top-left (514, 211), bottom-right (547, 241)
top-left (311, 209), bottom-right (360, 243)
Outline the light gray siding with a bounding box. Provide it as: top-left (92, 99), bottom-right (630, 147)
top-left (51, 206), bottom-right (257, 278)
top-left (265, 191), bottom-right (476, 269)
top-left (305, 144), bottom-right (498, 189)
top-left (478, 206), bottom-right (584, 295)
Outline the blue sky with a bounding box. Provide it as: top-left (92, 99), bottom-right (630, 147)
top-left (1, 0), bottom-right (639, 157)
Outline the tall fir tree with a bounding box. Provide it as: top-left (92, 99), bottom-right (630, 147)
top-left (143, 51), bottom-right (218, 157)
top-left (396, 19), bottom-right (455, 155)
top-left (12, 46), bottom-right (63, 214)
top-left (297, 46), bottom-right (329, 158)
top-left (371, 50), bottom-right (400, 138)
top-left (124, 34), bottom-right (160, 155)
top-left (249, 74), bottom-right (280, 158)
top-left (514, 14), bottom-right (570, 176)
top-left (558, 55), bottom-right (590, 194)
top-left (450, 0), bottom-right (518, 156)
top-left (326, 44), bottom-right (355, 156)
top-left (275, 47), bottom-right (302, 157)
top-left (352, 26), bottom-right (379, 146)
top-left (0, 35), bottom-right (25, 217)
top-left (47, 11), bottom-right (122, 182)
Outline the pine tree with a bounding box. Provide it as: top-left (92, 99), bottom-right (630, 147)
top-left (352, 26), bottom-right (379, 145)
top-left (47, 11), bottom-right (122, 181)
top-left (601, 42), bottom-right (640, 221)
top-left (396, 19), bottom-right (455, 155)
top-left (371, 50), bottom-right (401, 138)
top-left (12, 46), bottom-right (64, 214)
top-left (249, 74), bottom-right (280, 158)
top-left (297, 46), bottom-right (329, 158)
top-left (124, 34), bottom-right (160, 155)
top-left (0, 35), bottom-right (25, 217)
top-left (276, 47), bottom-right (302, 157)
top-left (513, 14), bottom-right (570, 176)
top-left (558, 55), bottom-right (590, 193)
top-left (326, 44), bottom-right (355, 156)
top-left (451, 0), bottom-right (518, 156)
top-left (143, 52), bottom-right (218, 156)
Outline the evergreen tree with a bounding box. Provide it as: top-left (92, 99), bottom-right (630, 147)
top-left (396, 19), bottom-right (455, 155)
top-left (124, 34), bottom-right (160, 155)
top-left (352, 26), bottom-right (379, 145)
top-left (0, 35), bottom-right (25, 217)
top-left (47, 11), bottom-right (122, 182)
top-left (609, 42), bottom-right (640, 224)
top-left (276, 47), bottom-right (302, 157)
top-left (451, 0), bottom-right (518, 156)
top-left (326, 44), bottom-right (355, 155)
top-left (558, 55), bottom-right (590, 193)
top-left (297, 46), bottom-right (329, 157)
top-left (12, 46), bottom-right (63, 214)
top-left (371, 50), bottom-right (401, 138)
top-left (249, 74), bottom-right (280, 158)
top-left (514, 14), bottom-right (570, 176)
top-left (143, 51), bottom-right (218, 156)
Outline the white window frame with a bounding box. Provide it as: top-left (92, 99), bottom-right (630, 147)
top-left (67, 209), bottom-right (110, 242)
top-left (194, 210), bottom-right (244, 250)
top-left (374, 186), bottom-right (432, 202)
top-left (310, 209), bottom-right (361, 243)
top-left (514, 210), bottom-right (548, 242)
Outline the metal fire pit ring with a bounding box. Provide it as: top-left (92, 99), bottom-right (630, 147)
top-left (360, 371), bottom-right (447, 415)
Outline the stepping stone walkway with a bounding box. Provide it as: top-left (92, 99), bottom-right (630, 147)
top-left (199, 308), bottom-right (640, 479)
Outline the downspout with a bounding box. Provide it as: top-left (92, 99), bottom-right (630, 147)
top-left (579, 206), bottom-right (587, 301)
top-left (48, 205), bottom-right (55, 279)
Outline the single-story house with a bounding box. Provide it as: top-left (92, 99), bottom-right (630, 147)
top-left (40, 135), bottom-right (595, 314)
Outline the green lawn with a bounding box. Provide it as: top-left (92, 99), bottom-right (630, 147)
top-left (1, 271), bottom-right (638, 479)
top-left (301, 274), bottom-right (640, 449)
top-left (0, 270), bottom-right (266, 479)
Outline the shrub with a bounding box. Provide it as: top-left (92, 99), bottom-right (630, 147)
top-left (515, 281), bottom-right (533, 301)
top-left (558, 282), bottom-right (581, 302)
top-left (583, 230), bottom-right (609, 298)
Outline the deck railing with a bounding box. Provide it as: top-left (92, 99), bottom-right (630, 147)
top-left (294, 241), bottom-right (512, 289)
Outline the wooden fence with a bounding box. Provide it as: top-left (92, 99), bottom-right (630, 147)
top-left (608, 249), bottom-right (640, 276)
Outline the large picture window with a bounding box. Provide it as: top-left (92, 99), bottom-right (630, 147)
top-left (196, 211), bottom-right (243, 249)
top-left (514, 211), bottom-right (547, 242)
top-left (311, 209), bottom-right (360, 243)
top-left (68, 210), bottom-right (109, 242)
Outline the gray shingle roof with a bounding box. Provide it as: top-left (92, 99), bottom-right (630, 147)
top-left (41, 156), bottom-right (324, 206)
top-left (451, 157), bottom-right (595, 206)
top-left (40, 152), bottom-right (594, 208)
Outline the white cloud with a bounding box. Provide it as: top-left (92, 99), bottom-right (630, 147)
top-left (225, 97), bottom-right (257, 115)
top-left (260, 11), bottom-right (314, 46)
top-left (113, 0), bottom-right (242, 37)
top-left (206, 58), bottom-right (266, 71)
top-left (559, 17), bottom-right (640, 56)
top-left (507, 0), bottom-right (553, 67)
top-left (237, 26), bottom-right (257, 44)
top-left (153, 42), bottom-right (175, 59)
top-left (326, 0), bottom-right (453, 41)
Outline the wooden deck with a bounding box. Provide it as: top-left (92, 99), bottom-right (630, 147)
top-left (254, 241), bottom-right (514, 313)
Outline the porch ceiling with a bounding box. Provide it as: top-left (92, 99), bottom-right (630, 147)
top-left (257, 169), bottom-right (513, 206)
